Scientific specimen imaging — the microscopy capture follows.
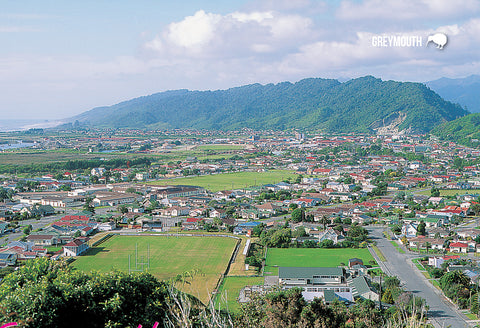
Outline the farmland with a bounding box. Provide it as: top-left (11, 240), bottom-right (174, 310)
top-left (73, 235), bottom-right (238, 303)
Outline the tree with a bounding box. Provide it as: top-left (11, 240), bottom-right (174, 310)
top-left (118, 204), bottom-right (128, 214)
top-left (417, 220), bottom-right (426, 236)
top-left (320, 215), bottom-right (329, 231)
top-left (0, 258), bottom-right (171, 328)
top-left (347, 224), bottom-right (368, 242)
top-left (382, 288), bottom-right (394, 304)
top-left (440, 270), bottom-right (470, 290)
top-left (384, 276), bottom-right (401, 290)
top-left (267, 228), bottom-right (292, 248)
top-left (83, 196), bottom-right (95, 214)
top-left (23, 224), bottom-right (32, 235)
top-left (104, 170), bottom-right (112, 184)
top-left (471, 204), bottom-right (480, 216)
top-left (0, 187), bottom-right (8, 201)
top-left (294, 226), bottom-right (307, 238)
top-left (291, 208), bottom-right (304, 223)
top-left (319, 239), bottom-right (335, 248)
top-left (430, 186), bottom-right (440, 197)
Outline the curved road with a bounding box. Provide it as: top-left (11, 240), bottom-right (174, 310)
top-left (368, 227), bottom-right (472, 328)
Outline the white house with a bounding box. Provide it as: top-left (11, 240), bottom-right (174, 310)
top-left (63, 238), bottom-right (89, 257)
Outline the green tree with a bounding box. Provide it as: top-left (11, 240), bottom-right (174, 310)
top-left (268, 228), bottom-right (292, 248)
top-left (23, 224), bottom-right (32, 235)
top-left (0, 258), bottom-right (171, 328)
top-left (291, 208), bottom-right (304, 223)
top-left (294, 226), bottom-right (307, 238)
top-left (382, 288), bottom-right (394, 304)
top-left (83, 196), bottom-right (95, 214)
top-left (417, 220), bottom-right (426, 236)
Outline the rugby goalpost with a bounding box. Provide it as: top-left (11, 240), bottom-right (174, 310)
top-left (128, 243), bottom-right (150, 273)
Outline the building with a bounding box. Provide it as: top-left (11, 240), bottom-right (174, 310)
top-left (26, 234), bottom-right (59, 246)
top-left (278, 267), bottom-right (353, 303)
top-left (63, 238), bottom-right (89, 257)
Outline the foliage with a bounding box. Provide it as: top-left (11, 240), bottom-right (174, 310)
top-left (0, 258), bottom-right (171, 328)
top-left (72, 76), bottom-right (467, 133)
top-left (432, 113), bottom-right (480, 147)
top-left (416, 221), bottom-right (426, 236)
top-left (291, 208), bottom-right (305, 222)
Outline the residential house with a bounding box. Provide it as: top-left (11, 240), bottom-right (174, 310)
top-left (98, 221), bottom-right (116, 231)
top-left (449, 242), bottom-right (469, 253)
top-left (348, 275), bottom-right (379, 301)
top-left (318, 228), bottom-right (345, 245)
top-left (26, 234), bottom-right (59, 246)
top-left (210, 209), bottom-right (226, 219)
top-left (0, 253), bottom-right (17, 266)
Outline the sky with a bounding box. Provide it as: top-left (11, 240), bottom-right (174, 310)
top-left (1, 0), bottom-right (480, 120)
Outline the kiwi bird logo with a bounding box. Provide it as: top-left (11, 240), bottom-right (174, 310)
top-left (426, 33), bottom-right (447, 49)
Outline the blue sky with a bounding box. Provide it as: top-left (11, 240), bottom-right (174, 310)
top-left (1, 0), bottom-right (480, 120)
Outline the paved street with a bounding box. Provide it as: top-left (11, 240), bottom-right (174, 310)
top-left (368, 227), bottom-right (472, 328)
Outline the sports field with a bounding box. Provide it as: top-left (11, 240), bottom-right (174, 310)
top-left (417, 189), bottom-right (480, 196)
top-left (73, 235), bottom-right (238, 303)
top-left (264, 248), bottom-right (375, 276)
top-left (148, 170), bottom-right (296, 192)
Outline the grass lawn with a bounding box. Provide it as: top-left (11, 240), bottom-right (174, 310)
top-left (421, 271), bottom-right (431, 279)
top-left (148, 170), bottom-right (296, 192)
top-left (412, 258), bottom-right (425, 271)
top-left (372, 245), bottom-right (386, 261)
top-left (465, 312), bottom-right (478, 320)
top-left (215, 276), bottom-right (264, 312)
top-left (390, 240), bottom-right (406, 254)
top-left (73, 235), bottom-right (237, 304)
top-left (264, 248), bottom-right (375, 276)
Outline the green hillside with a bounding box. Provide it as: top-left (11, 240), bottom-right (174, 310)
top-left (68, 76), bottom-right (467, 133)
top-left (432, 113), bottom-right (480, 147)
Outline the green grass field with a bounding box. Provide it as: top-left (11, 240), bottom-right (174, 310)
top-left (73, 235), bottom-right (238, 303)
top-left (149, 170), bottom-right (296, 192)
top-left (264, 248), bottom-right (375, 276)
top-left (215, 276), bottom-right (264, 312)
top-left (417, 189), bottom-right (480, 196)
top-left (196, 145), bottom-right (245, 151)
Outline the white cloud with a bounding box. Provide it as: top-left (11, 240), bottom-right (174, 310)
top-left (144, 10), bottom-right (314, 59)
top-left (337, 0), bottom-right (480, 21)
top-left (166, 10), bottom-right (221, 49)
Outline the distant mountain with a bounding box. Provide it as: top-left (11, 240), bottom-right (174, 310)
top-left (67, 76), bottom-right (467, 133)
top-left (426, 75), bottom-right (480, 113)
top-left (432, 113), bottom-right (480, 147)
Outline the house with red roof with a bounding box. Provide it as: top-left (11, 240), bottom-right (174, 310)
top-left (449, 242), bottom-right (468, 253)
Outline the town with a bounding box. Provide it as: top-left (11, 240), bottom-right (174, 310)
top-left (1, 128), bottom-right (480, 327)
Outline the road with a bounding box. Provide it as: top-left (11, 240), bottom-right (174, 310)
top-left (368, 227), bottom-right (472, 328)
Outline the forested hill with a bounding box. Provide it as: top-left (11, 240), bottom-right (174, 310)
top-left (432, 113), bottom-right (480, 147)
top-left (68, 76), bottom-right (467, 133)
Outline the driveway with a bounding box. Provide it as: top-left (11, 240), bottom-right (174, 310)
top-left (368, 227), bottom-right (472, 328)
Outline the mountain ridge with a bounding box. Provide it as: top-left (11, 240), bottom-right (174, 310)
top-left (67, 76), bottom-right (468, 133)
top-left (426, 75), bottom-right (480, 113)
